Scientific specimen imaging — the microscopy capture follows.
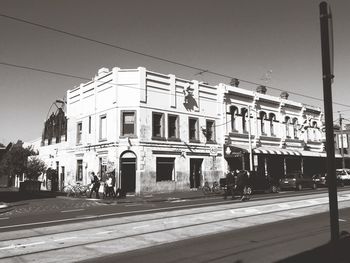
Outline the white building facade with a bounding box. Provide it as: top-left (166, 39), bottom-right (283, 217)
top-left (37, 67), bottom-right (329, 194)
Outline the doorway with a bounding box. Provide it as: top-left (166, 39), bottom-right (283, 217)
top-left (120, 151), bottom-right (136, 193)
top-left (190, 158), bottom-right (203, 189)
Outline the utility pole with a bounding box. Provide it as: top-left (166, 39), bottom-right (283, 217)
top-left (319, 1), bottom-right (339, 243)
top-left (339, 113), bottom-right (345, 168)
top-left (248, 106), bottom-right (253, 171)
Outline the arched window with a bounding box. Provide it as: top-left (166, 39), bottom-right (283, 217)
top-left (241, 108), bottom-right (248, 133)
top-left (285, 116), bottom-right (291, 138)
top-left (293, 118), bottom-right (298, 139)
top-left (269, 113), bottom-right (276, 136)
top-left (260, 111), bottom-right (267, 135)
top-left (229, 106), bottom-right (238, 132)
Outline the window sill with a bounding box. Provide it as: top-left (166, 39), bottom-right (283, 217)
top-left (152, 136), bottom-right (167, 141)
top-left (168, 138), bottom-right (181, 142)
top-left (189, 139), bottom-right (201, 143)
top-left (120, 135), bottom-right (138, 139)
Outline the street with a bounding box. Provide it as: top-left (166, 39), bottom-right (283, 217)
top-left (1, 189), bottom-right (350, 262)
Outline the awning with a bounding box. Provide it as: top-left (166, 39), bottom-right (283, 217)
top-left (225, 144), bottom-right (336, 158)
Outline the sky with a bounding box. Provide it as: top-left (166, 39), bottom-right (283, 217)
top-left (1, 0), bottom-right (350, 145)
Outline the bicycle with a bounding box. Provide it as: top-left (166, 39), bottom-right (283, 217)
top-left (63, 183), bottom-right (92, 198)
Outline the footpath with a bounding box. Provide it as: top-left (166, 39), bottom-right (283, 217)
top-left (0, 187), bottom-right (213, 216)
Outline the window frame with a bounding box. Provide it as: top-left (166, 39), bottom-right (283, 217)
top-left (76, 159), bottom-right (83, 181)
top-left (120, 110), bottom-right (137, 138)
top-left (156, 157), bottom-right (175, 182)
top-left (152, 112), bottom-right (166, 140)
top-left (168, 114), bottom-right (180, 141)
top-left (205, 119), bottom-right (216, 143)
top-left (76, 122), bottom-right (82, 145)
top-left (99, 114), bottom-right (107, 141)
top-left (189, 117), bottom-right (199, 142)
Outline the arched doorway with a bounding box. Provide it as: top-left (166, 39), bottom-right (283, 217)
top-left (120, 151), bottom-right (136, 193)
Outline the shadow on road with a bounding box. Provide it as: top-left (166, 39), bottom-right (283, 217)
top-left (0, 187), bottom-right (65, 203)
top-left (277, 232), bottom-right (350, 263)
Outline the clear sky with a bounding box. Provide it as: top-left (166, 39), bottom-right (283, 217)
top-left (1, 0), bottom-right (350, 144)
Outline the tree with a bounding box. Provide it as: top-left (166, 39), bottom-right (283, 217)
top-left (0, 140), bottom-right (36, 186)
top-left (25, 157), bottom-right (47, 181)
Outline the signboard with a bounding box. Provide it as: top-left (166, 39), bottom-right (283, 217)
top-left (101, 156), bottom-right (108, 165)
top-left (338, 134), bottom-right (348, 149)
top-left (209, 146), bottom-right (218, 156)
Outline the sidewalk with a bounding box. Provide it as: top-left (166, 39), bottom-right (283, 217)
top-left (0, 187), bottom-right (219, 215)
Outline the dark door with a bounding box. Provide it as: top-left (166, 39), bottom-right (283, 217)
top-left (121, 158), bottom-right (136, 193)
top-left (190, 159), bottom-right (203, 188)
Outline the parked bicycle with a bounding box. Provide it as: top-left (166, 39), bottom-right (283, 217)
top-left (202, 181), bottom-right (221, 195)
top-left (63, 183), bottom-right (92, 198)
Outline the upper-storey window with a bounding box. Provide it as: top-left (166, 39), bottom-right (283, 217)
top-left (259, 111), bottom-right (267, 135)
top-left (99, 115), bottom-right (107, 141)
top-left (293, 118), bottom-right (299, 139)
top-left (241, 108), bottom-right (248, 133)
top-left (312, 121), bottom-right (318, 141)
top-left (206, 120), bottom-right (215, 142)
top-left (76, 122), bottom-right (82, 145)
top-left (168, 114), bottom-right (179, 140)
top-left (269, 113), bottom-right (276, 136)
top-left (152, 112), bottom-right (165, 139)
top-left (121, 111), bottom-right (136, 137)
top-left (88, 116), bottom-right (91, 134)
top-left (189, 117), bottom-right (199, 142)
top-left (229, 106), bottom-right (238, 132)
top-left (285, 116), bottom-right (291, 138)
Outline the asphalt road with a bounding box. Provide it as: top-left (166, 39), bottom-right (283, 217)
top-left (1, 190), bottom-right (350, 262)
top-left (1, 187), bottom-right (349, 232)
top-left (80, 207), bottom-right (350, 263)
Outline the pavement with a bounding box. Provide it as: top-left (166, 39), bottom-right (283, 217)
top-left (0, 187), bottom-right (214, 216)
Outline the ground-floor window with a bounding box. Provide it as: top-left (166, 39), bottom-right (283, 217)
top-left (76, 160), bottom-right (83, 181)
top-left (156, 157), bottom-right (175, 181)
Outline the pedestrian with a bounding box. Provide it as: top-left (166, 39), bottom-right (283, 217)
top-left (89, 172), bottom-right (100, 199)
top-left (236, 170), bottom-right (250, 201)
top-left (106, 174), bottom-right (116, 198)
top-left (224, 170), bottom-right (235, 200)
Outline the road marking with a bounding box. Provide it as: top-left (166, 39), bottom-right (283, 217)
top-left (53, 237), bottom-right (77, 242)
top-left (133, 225), bottom-right (149, 229)
top-left (125, 204), bottom-right (141, 207)
top-left (0, 241), bottom-right (45, 250)
top-left (61, 209), bottom-right (85, 213)
top-left (0, 217), bottom-right (9, 220)
top-left (97, 231), bottom-right (114, 235)
top-left (2, 191), bottom-right (350, 230)
top-left (339, 218), bottom-right (347, 222)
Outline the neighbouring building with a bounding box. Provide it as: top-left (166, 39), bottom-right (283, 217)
top-left (31, 66), bottom-right (341, 194)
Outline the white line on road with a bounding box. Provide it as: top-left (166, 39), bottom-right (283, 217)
top-left (0, 241), bottom-right (46, 250)
top-left (125, 204), bottom-right (142, 207)
top-left (0, 217), bottom-right (9, 220)
top-left (339, 218), bottom-right (347, 222)
top-left (61, 209), bottom-right (85, 213)
top-left (53, 237), bottom-right (77, 242)
top-left (133, 225), bottom-right (149, 229)
top-left (97, 231), bottom-right (114, 235)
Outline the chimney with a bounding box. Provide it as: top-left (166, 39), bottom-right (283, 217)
top-left (256, 85), bottom-right (267, 94)
top-left (230, 78), bottom-right (240, 87)
top-left (280, 91), bottom-right (289, 99)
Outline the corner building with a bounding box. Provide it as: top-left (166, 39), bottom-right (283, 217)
top-left (38, 67), bottom-right (332, 194)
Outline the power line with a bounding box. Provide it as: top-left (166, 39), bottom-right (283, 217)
top-left (2, 60), bottom-right (350, 112)
top-left (0, 12), bottom-right (345, 106)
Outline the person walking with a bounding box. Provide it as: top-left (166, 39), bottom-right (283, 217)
top-left (224, 170), bottom-right (235, 200)
top-left (236, 170), bottom-right (250, 201)
top-left (89, 172), bottom-right (101, 199)
top-left (105, 174), bottom-right (116, 198)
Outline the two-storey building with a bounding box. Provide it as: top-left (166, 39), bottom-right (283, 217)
top-left (36, 66), bottom-right (332, 194)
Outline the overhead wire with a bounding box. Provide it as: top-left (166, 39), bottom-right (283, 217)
top-left (1, 12), bottom-right (350, 109)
